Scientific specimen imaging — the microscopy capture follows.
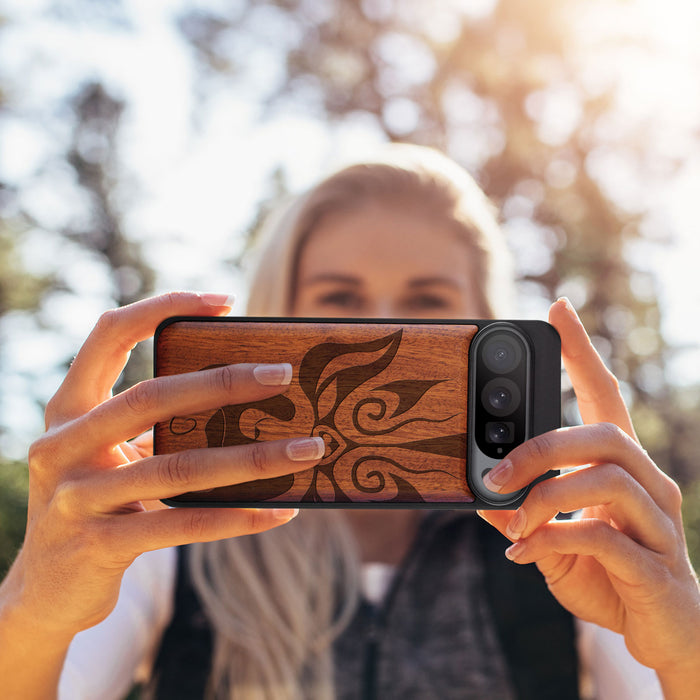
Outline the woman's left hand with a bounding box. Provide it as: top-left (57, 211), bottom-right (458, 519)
top-left (478, 298), bottom-right (700, 696)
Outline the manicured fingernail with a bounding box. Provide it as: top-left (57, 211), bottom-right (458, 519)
top-left (273, 508), bottom-right (299, 521)
top-left (483, 460), bottom-right (512, 493)
top-left (506, 509), bottom-right (527, 540)
top-left (557, 296), bottom-right (578, 319)
top-left (199, 293), bottom-right (236, 308)
top-left (286, 437), bottom-right (325, 461)
top-left (505, 541), bottom-right (527, 561)
top-left (254, 363), bottom-right (293, 386)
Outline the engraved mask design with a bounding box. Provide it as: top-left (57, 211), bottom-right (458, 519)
top-left (177, 330), bottom-right (467, 502)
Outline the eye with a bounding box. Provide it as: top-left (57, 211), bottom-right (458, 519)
top-left (316, 290), bottom-right (365, 311)
top-left (403, 294), bottom-right (451, 311)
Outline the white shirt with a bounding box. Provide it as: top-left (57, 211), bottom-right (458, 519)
top-left (59, 548), bottom-right (663, 700)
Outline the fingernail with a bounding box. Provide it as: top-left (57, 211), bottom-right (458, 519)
top-left (254, 363), bottom-right (293, 386)
top-left (557, 296), bottom-right (578, 319)
top-left (199, 293), bottom-right (236, 308)
top-left (273, 508), bottom-right (299, 521)
top-left (483, 460), bottom-right (512, 493)
top-left (505, 541), bottom-right (527, 561)
top-left (286, 437), bottom-right (325, 461)
top-left (506, 509), bottom-right (527, 540)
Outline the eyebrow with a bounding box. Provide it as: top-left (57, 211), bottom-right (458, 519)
top-left (407, 277), bottom-right (462, 290)
top-left (301, 274), bottom-right (463, 290)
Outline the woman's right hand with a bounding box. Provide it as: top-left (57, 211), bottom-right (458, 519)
top-left (1, 292), bottom-right (324, 642)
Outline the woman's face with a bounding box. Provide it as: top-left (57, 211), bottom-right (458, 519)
top-left (293, 202), bottom-right (485, 319)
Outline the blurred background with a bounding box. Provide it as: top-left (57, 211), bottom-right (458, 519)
top-left (1, 0), bottom-right (699, 574)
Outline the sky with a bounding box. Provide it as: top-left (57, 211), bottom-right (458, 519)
top-left (1, 0), bottom-right (699, 457)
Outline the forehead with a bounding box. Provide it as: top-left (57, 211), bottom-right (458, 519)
top-left (298, 202), bottom-right (473, 280)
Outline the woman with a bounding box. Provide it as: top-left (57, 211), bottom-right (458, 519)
top-left (0, 145), bottom-right (697, 699)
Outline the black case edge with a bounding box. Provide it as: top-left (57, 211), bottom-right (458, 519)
top-left (155, 316), bottom-right (561, 510)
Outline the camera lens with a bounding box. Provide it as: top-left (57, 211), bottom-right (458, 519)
top-left (482, 334), bottom-right (523, 374)
top-left (489, 387), bottom-right (510, 411)
top-left (486, 421), bottom-right (514, 444)
top-left (481, 378), bottom-right (521, 417)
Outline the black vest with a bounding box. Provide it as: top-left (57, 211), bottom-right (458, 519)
top-left (148, 514), bottom-right (579, 699)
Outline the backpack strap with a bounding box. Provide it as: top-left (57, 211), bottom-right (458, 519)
top-left (477, 515), bottom-right (580, 700)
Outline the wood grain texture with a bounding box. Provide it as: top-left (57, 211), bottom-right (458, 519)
top-left (155, 320), bottom-right (477, 504)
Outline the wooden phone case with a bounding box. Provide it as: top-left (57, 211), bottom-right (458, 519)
top-left (154, 317), bottom-right (559, 508)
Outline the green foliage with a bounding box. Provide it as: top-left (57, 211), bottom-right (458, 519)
top-left (0, 460), bottom-right (28, 577)
top-left (0, 225), bottom-right (53, 315)
top-left (682, 478), bottom-right (700, 572)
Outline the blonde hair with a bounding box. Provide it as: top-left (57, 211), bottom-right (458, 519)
top-left (246, 143), bottom-right (514, 317)
top-left (188, 144), bottom-right (514, 699)
top-left (189, 512), bottom-right (359, 700)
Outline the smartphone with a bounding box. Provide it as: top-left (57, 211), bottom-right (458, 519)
top-left (154, 317), bottom-right (560, 509)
